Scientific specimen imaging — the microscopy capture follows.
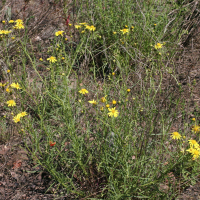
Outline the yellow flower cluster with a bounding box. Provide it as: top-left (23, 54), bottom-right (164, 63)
top-left (73, 23), bottom-right (96, 32)
top-left (13, 111), bottom-right (28, 123)
top-left (14, 19), bottom-right (24, 29)
top-left (186, 139), bottom-right (200, 160)
top-left (0, 30), bottom-right (12, 35)
top-left (78, 89), bottom-right (119, 117)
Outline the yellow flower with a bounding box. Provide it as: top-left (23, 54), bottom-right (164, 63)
top-left (85, 25), bottom-right (96, 31)
top-left (192, 149), bottom-right (200, 160)
top-left (81, 30), bottom-right (85, 34)
top-left (188, 139), bottom-right (199, 148)
top-left (120, 28), bottom-right (129, 34)
top-left (88, 99), bottom-right (97, 105)
top-left (20, 112), bottom-right (28, 117)
top-left (112, 72), bottom-right (115, 76)
top-left (0, 30), bottom-right (11, 35)
top-left (79, 88), bottom-right (89, 94)
top-left (106, 104), bottom-right (110, 108)
top-left (113, 31), bottom-right (117, 34)
top-left (62, 57), bottom-right (65, 60)
top-left (170, 132), bottom-right (181, 140)
top-left (7, 100), bottom-right (16, 107)
top-left (192, 125), bottom-right (200, 134)
top-left (6, 87), bottom-right (10, 92)
top-left (10, 82), bottom-right (21, 90)
top-left (127, 89), bottom-right (130, 92)
top-left (192, 118), bottom-right (196, 121)
top-left (89, 25), bottom-right (96, 31)
top-left (9, 20), bottom-right (14, 23)
top-left (39, 58), bottom-right (43, 61)
top-left (108, 107), bottom-right (119, 118)
top-left (55, 30), bottom-right (64, 36)
top-left (100, 106), bottom-right (104, 111)
top-left (75, 25), bottom-right (81, 29)
top-left (154, 43), bottom-right (163, 49)
top-left (154, 24), bottom-right (157, 26)
top-left (101, 96), bottom-right (107, 103)
top-left (13, 115), bottom-right (21, 123)
top-left (69, 23), bottom-right (72, 26)
top-left (2, 20), bottom-right (5, 24)
top-left (131, 26), bottom-right (134, 29)
top-left (186, 147), bottom-right (195, 154)
top-left (15, 23), bottom-right (24, 29)
top-left (15, 19), bottom-right (23, 24)
top-left (112, 100), bottom-right (117, 105)
top-left (65, 38), bottom-right (68, 41)
top-left (47, 56), bottom-right (57, 63)
top-left (7, 69), bottom-right (10, 73)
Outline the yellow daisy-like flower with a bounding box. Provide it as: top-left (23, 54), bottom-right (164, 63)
top-left (15, 19), bottom-right (23, 24)
top-left (79, 88), bottom-right (89, 95)
top-left (192, 118), bottom-right (196, 121)
top-left (55, 30), bottom-right (64, 36)
top-left (100, 106), bottom-right (104, 111)
top-left (101, 96), bottom-right (107, 103)
top-left (113, 31), bottom-right (117, 34)
top-left (106, 104), bottom-right (110, 108)
top-left (6, 87), bottom-right (10, 92)
top-left (154, 43), bottom-right (163, 49)
top-left (188, 139), bottom-right (199, 148)
top-left (47, 56), bottom-right (57, 63)
top-left (108, 107), bottom-right (119, 118)
top-left (15, 23), bottom-right (24, 29)
top-left (7, 69), bottom-right (10, 73)
top-left (10, 82), bottom-right (22, 90)
top-left (20, 111), bottom-right (28, 117)
top-left (186, 147), bottom-right (195, 154)
top-left (120, 28), bottom-right (129, 34)
top-left (11, 37), bottom-right (15, 40)
top-left (75, 25), bottom-right (81, 29)
top-left (89, 25), bottom-right (96, 31)
top-left (9, 20), bottom-right (14, 23)
top-left (7, 100), bottom-right (16, 107)
top-left (112, 100), bottom-right (117, 105)
top-left (13, 115), bottom-right (21, 123)
top-left (192, 125), bottom-right (200, 134)
top-left (127, 89), bottom-right (130, 92)
top-left (88, 99), bottom-right (97, 105)
top-left (2, 20), bottom-right (5, 24)
top-left (170, 132), bottom-right (181, 140)
top-left (112, 72), bottom-right (115, 76)
top-left (192, 149), bottom-right (200, 160)
top-left (39, 58), bottom-right (43, 61)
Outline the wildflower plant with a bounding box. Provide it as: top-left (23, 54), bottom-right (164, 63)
top-left (0, 0), bottom-right (199, 199)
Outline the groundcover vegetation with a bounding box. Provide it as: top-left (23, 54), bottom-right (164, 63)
top-left (1, 0), bottom-right (200, 199)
